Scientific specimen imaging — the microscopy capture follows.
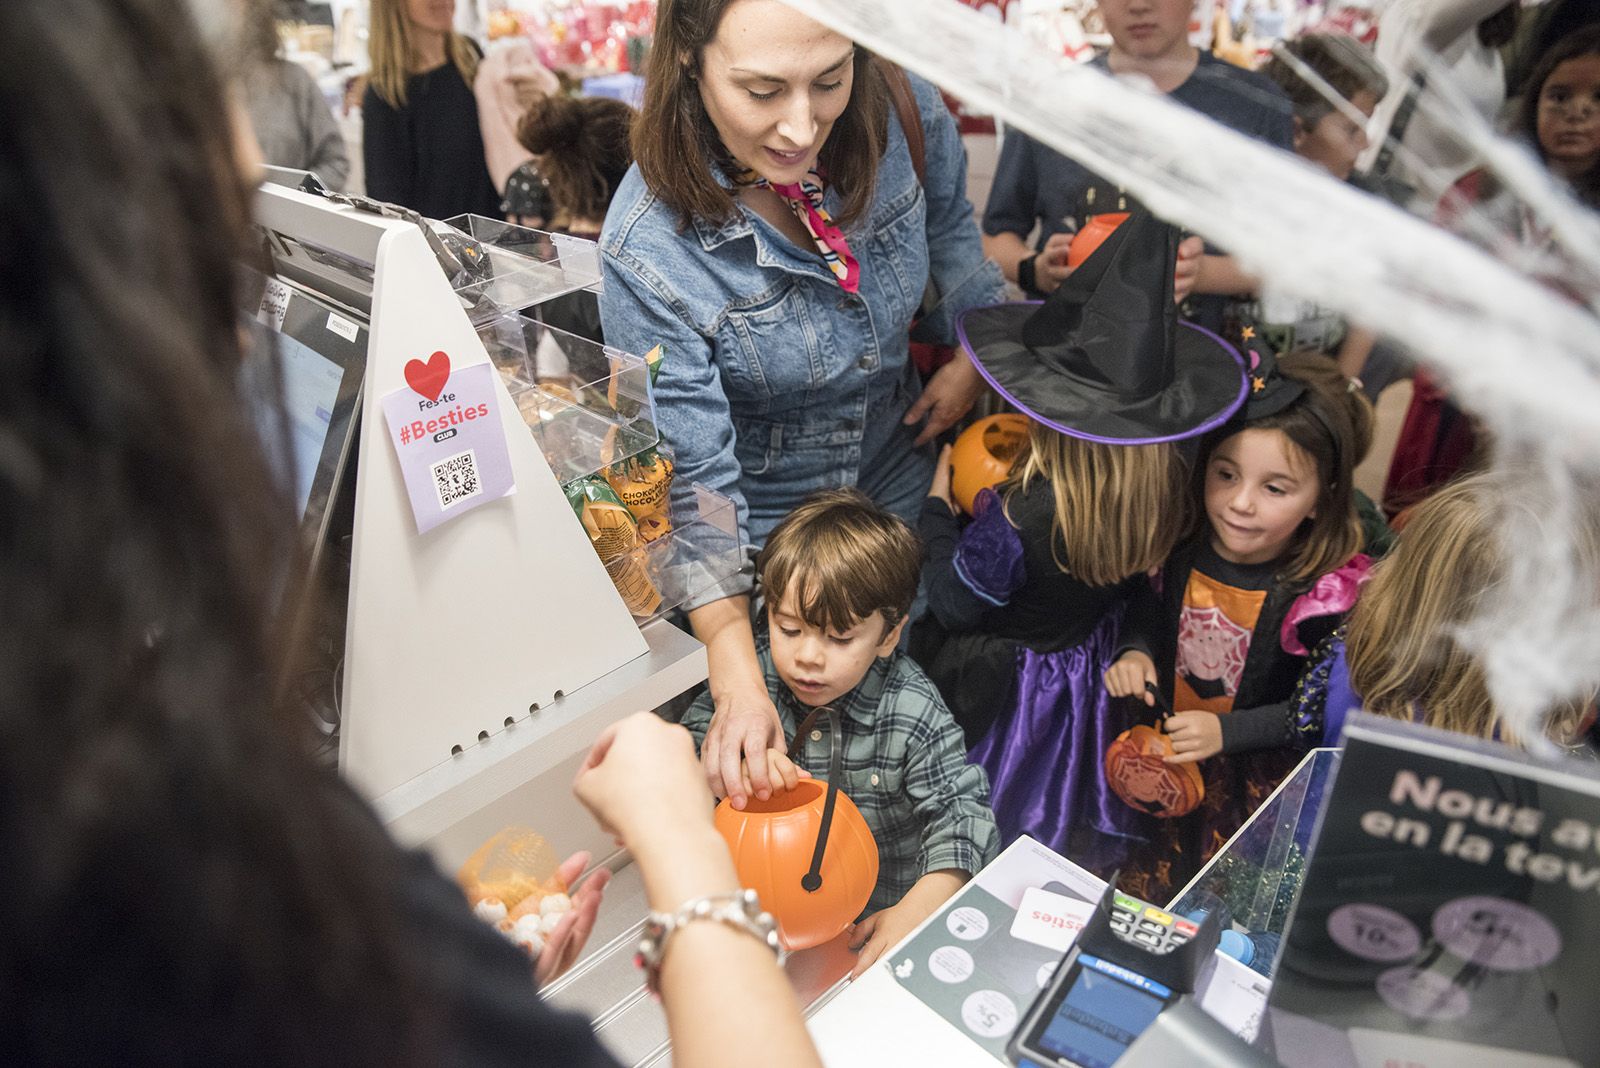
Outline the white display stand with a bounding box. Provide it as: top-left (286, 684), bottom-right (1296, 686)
top-left (347, 212), bottom-right (651, 799)
top-left (252, 185), bottom-right (681, 810)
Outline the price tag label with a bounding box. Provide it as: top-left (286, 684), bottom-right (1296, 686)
top-left (257, 278), bottom-right (291, 331)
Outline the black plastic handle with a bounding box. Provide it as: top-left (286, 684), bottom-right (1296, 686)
top-left (791, 705), bottom-right (843, 894)
top-left (1145, 680), bottom-right (1175, 723)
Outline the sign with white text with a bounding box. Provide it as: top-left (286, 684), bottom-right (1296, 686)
top-left (1267, 714), bottom-right (1600, 1068)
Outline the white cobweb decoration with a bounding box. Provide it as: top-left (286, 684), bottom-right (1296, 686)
top-left (783, 0), bottom-right (1600, 750)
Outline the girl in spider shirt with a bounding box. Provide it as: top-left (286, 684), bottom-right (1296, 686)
top-left (1106, 350), bottom-right (1371, 901)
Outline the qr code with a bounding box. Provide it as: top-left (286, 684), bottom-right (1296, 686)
top-left (432, 449), bottom-right (482, 509)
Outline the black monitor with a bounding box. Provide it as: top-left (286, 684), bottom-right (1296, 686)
top-left (242, 271), bottom-right (366, 748)
top-left (245, 273), bottom-right (365, 575)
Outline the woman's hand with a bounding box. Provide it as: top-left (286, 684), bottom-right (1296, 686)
top-left (904, 352), bottom-right (986, 447)
top-left (534, 851), bottom-right (611, 986)
top-left (702, 686), bottom-right (786, 809)
top-left (1103, 651), bottom-right (1158, 702)
top-left (928, 444), bottom-right (956, 511)
top-left (573, 712), bottom-right (717, 844)
top-left (1164, 710), bottom-right (1223, 765)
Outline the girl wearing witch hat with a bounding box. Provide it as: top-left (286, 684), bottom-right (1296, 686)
top-left (1106, 347), bottom-right (1370, 902)
top-left (920, 212), bottom-right (1249, 874)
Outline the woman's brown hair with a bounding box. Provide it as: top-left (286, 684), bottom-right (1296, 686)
top-left (1196, 352), bottom-right (1364, 585)
top-left (1004, 422), bottom-right (1189, 588)
top-left (518, 95), bottom-right (635, 227)
top-left (634, 0), bottom-right (889, 230)
top-left (1346, 473), bottom-right (1595, 745)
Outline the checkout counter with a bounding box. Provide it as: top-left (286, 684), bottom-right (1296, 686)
top-left (251, 180), bottom-right (1333, 1066)
top-left (258, 181), bottom-right (1592, 1068)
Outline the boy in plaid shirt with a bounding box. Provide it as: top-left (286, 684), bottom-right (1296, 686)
top-left (683, 489), bottom-right (999, 977)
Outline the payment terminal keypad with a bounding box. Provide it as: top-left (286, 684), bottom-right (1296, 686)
top-left (1108, 891), bottom-right (1198, 956)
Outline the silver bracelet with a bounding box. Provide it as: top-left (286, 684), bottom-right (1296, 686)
top-left (635, 888), bottom-right (785, 996)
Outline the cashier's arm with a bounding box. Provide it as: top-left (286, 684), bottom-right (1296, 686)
top-left (848, 869), bottom-right (968, 979)
top-left (689, 595), bottom-right (786, 809)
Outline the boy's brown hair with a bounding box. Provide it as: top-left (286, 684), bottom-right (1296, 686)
top-left (758, 488), bottom-right (921, 638)
top-left (1264, 33), bottom-right (1389, 129)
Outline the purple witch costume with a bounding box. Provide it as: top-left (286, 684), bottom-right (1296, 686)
top-left (921, 484), bottom-right (1149, 873)
top-left (915, 213), bottom-right (1250, 876)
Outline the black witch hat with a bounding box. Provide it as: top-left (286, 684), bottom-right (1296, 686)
top-left (956, 212), bottom-right (1248, 444)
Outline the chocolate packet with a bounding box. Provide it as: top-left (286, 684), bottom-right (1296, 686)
top-left (564, 476), bottom-right (662, 617)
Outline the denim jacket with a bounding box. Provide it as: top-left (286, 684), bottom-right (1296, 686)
top-left (599, 73), bottom-right (1005, 606)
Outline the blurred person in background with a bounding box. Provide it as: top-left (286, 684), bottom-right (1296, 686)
top-left (239, 0), bottom-right (349, 189)
top-left (364, 0), bottom-right (501, 218)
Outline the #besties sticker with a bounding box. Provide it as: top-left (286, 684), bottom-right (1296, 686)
top-left (382, 352), bottom-right (515, 534)
top-left (1010, 887), bottom-right (1096, 952)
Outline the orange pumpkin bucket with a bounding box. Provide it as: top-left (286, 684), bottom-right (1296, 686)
top-left (1104, 683), bottom-right (1204, 820)
top-left (949, 413), bottom-right (1030, 515)
top-left (714, 706), bottom-right (880, 950)
top-left (1066, 212), bottom-right (1130, 269)
top-left (1105, 725), bottom-right (1205, 819)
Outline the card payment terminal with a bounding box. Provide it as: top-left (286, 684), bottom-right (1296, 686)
top-left (1008, 878), bottom-right (1221, 1068)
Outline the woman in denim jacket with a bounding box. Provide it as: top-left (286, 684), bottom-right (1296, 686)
top-left (600, 0), bottom-right (1005, 807)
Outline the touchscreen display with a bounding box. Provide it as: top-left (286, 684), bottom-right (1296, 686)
top-left (276, 333), bottom-right (345, 520)
top-left (1038, 956), bottom-right (1167, 1068)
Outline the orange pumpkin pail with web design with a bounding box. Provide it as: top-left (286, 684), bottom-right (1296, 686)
top-left (713, 706), bottom-right (879, 950)
top-left (1105, 723), bottom-right (1205, 820)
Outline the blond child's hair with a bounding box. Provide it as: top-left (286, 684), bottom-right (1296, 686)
top-left (368, 0), bottom-right (480, 108)
top-left (758, 488), bottom-right (922, 638)
top-left (1345, 473), bottom-right (1597, 745)
top-left (1003, 421), bottom-right (1189, 588)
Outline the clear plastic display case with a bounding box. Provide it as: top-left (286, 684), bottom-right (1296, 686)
top-left (602, 482), bottom-right (746, 624)
top-left (1168, 747), bottom-right (1341, 978)
top-left (476, 310), bottom-right (747, 624)
top-left (436, 215), bottom-right (602, 327)
top-left (481, 313), bottom-right (660, 484)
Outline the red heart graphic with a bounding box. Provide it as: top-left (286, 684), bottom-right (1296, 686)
top-left (405, 350), bottom-right (451, 401)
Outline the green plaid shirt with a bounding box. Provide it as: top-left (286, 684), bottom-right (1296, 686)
top-left (683, 636), bottom-right (999, 915)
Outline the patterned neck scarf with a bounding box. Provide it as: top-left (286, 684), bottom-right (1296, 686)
top-left (734, 167), bottom-right (860, 294)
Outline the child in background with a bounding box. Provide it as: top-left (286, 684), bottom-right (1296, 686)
top-left (1386, 28), bottom-right (1600, 517)
top-left (516, 93), bottom-right (634, 341)
top-left (516, 94), bottom-right (635, 240)
top-left (1256, 33), bottom-right (1389, 379)
top-left (1106, 348), bottom-right (1369, 901)
top-left (920, 213), bottom-right (1250, 873)
top-left (681, 489), bottom-right (998, 978)
top-left (1279, 351), bottom-right (1394, 558)
top-left (1263, 34), bottom-right (1389, 185)
top-left (1292, 472), bottom-right (1598, 750)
